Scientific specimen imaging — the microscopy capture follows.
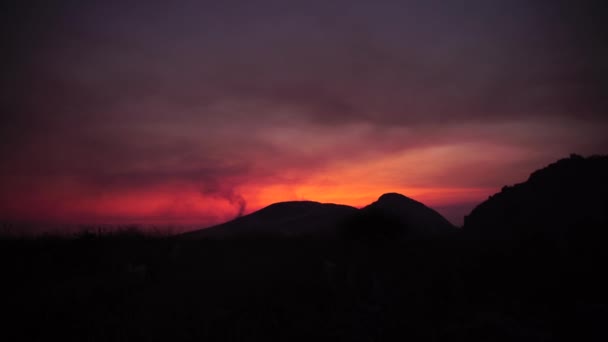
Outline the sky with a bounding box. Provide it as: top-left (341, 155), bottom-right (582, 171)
top-left (1, 0), bottom-right (607, 232)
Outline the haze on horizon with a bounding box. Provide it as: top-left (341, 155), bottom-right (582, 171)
top-left (1, 0), bottom-right (607, 231)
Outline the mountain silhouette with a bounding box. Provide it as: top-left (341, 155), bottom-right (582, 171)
top-left (182, 201), bottom-right (358, 239)
top-left (183, 192), bottom-right (455, 239)
top-left (341, 193), bottom-right (456, 239)
top-left (464, 154), bottom-right (608, 246)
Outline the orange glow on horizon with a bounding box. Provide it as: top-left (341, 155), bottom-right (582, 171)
top-left (0, 182), bottom-right (495, 228)
top-left (0, 142), bottom-right (522, 228)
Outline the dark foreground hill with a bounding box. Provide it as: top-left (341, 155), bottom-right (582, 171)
top-left (464, 154), bottom-right (608, 247)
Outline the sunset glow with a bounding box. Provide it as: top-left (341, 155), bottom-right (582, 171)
top-left (1, 0), bottom-right (606, 232)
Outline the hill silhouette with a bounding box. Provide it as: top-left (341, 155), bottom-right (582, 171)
top-left (182, 201), bottom-right (358, 239)
top-left (464, 154), bottom-right (608, 247)
top-left (183, 193), bottom-right (455, 240)
top-left (341, 193), bottom-right (456, 239)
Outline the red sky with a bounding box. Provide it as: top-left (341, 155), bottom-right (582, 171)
top-left (1, 0), bottom-right (607, 232)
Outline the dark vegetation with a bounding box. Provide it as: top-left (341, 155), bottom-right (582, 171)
top-left (2, 155), bottom-right (607, 341)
